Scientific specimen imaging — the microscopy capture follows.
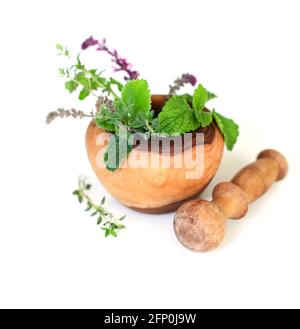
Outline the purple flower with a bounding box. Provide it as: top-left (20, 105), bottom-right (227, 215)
top-left (81, 36), bottom-right (98, 50)
top-left (181, 73), bottom-right (197, 86)
top-left (81, 36), bottom-right (140, 81)
top-left (169, 73), bottom-right (198, 96)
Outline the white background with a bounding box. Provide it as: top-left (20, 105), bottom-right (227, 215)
top-left (0, 0), bottom-right (299, 309)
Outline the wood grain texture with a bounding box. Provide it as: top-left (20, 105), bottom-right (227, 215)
top-left (85, 95), bottom-right (224, 212)
top-left (129, 178), bottom-right (214, 214)
top-left (174, 149), bottom-right (288, 252)
top-left (86, 122), bottom-right (224, 212)
top-left (212, 182), bottom-right (248, 219)
top-left (232, 149), bottom-right (288, 203)
top-left (174, 199), bottom-right (226, 252)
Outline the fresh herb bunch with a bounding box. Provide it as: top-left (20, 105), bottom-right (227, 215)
top-left (56, 44), bottom-right (123, 100)
top-left (49, 36), bottom-right (239, 171)
top-left (73, 177), bottom-right (126, 237)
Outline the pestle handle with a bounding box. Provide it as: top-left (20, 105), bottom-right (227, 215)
top-left (231, 149), bottom-right (288, 203)
top-left (212, 149), bottom-right (288, 220)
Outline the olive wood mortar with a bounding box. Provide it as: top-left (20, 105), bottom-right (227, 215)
top-left (174, 149), bottom-right (288, 252)
top-left (86, 95), bottom-right (224, 213)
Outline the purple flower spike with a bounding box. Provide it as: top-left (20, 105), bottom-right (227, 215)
top-left (181, 73), bottom-right (197, 86)
top-left (81, 36), bottom-right (140, 81)
top-left (169, 73), bottom-right (197, 96)
top-left (81, 36), bottom-right (98, 50)
top-left (96, 38), bottom-right (107, 51)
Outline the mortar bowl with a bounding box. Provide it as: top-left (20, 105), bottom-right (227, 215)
top-left (86, 95), bottom-right (224, 213)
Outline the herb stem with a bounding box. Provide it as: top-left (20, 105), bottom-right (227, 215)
top-left (145, 120), bottom-right (155, 133)
top-left (92, 76), bottom-right (118, 99)
top-left (73, 177), bottom-right (126, 237)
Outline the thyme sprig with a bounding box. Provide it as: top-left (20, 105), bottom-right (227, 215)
top-left (73, 177), bottom-right (126, 237)
top-left (46, 108), bottom-right (93, 124)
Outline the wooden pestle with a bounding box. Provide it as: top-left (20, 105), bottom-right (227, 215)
top-left (173, 149), bottom-right (288, 252)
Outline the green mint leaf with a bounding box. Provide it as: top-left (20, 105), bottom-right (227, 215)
top-left (94, 118), bottom-right (116, 132)
top-left (76, 72), bottom-right (90, 89)
top-left (56, 44), bottom-right (63, 51)
top-left (121, 79), bottom-right (151, 118)
top-left (75, 193), bottom-right (83, 203)
top-left (65, 80), bottom-right (76, 93)
top-left (110, 229), bottom-right (117, 237)
top-left (79, 88), bottom-right (89, 100)
top-left (212, 110), bottom-right (239, 151)
top-left (104, 130), bottom-right (134, 171)
top-left (182, 94), bottom-right (193, 104)
top-left (207, 91), bottom-right (217, 101)
top-left (198, 111), bottom-right (213, 127)
top-left (193, 84), bottom-right (217, 127)
top-left (91, 76), bottom-right (105, 90)
top-left (193, 84), bottom-right (208, 112)
top-left (76, 55), bottom-right (84, 69)
top-left (158, 96), bottom-right (200, 135)
top-left (89, 69), bottom-right (98, 77)
top-left (128, 112), bottom-right (152, 129)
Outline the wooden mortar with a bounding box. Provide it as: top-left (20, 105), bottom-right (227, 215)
top-left (86, 95), bottom-right (224, 213)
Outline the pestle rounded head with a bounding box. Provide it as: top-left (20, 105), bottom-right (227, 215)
top-left (174, 199), bottom-right (225, 252)
top-left (257, 149), bottom-right (288, 180)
